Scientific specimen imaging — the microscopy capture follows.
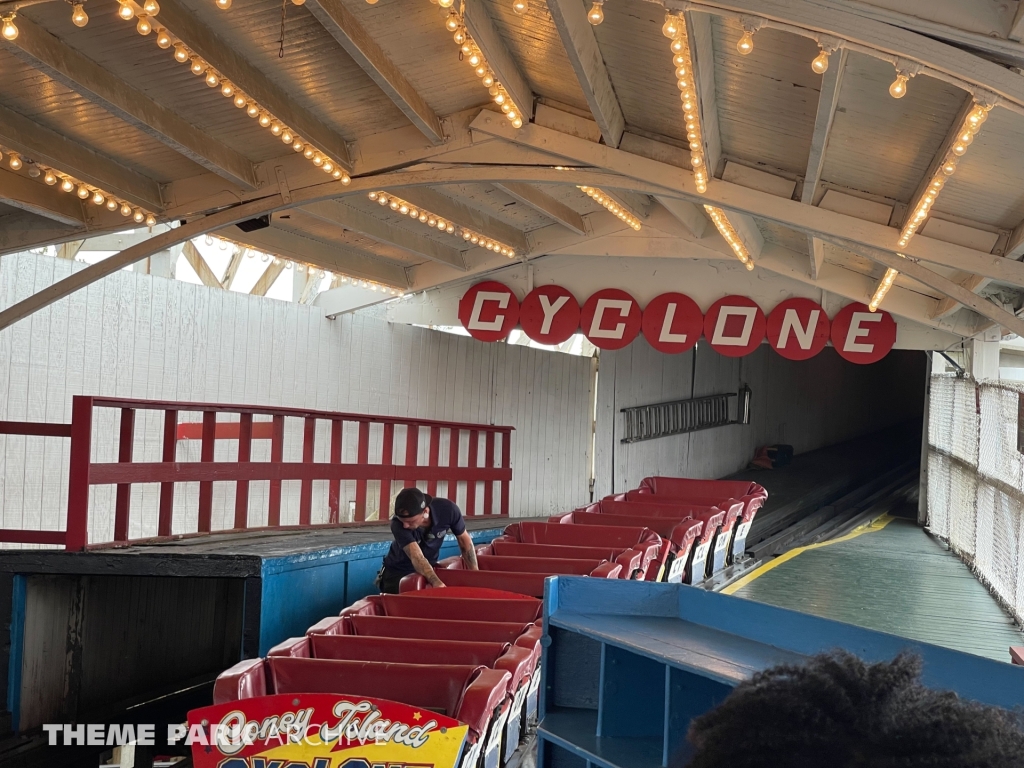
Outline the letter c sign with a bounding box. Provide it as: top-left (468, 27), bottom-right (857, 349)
top-left (458, 281), bottom-right (520, 342)
top-left (581, 289), bottom-right (642, 350)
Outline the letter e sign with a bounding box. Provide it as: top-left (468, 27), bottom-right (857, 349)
top-left (520, 285), bottom-right (581, 345)
top-left (581, 289), bottom-right (642, 350)
top-left (641, 293), bottom-right (703, 354)
top-left (766, 298), bottom-right (830, 361)
top-left (830, 302), bottom-right (896, 364)
top-left (704, 296), bottom-right (765, 357)
top-left (458, 281), bottom-right (520, 342)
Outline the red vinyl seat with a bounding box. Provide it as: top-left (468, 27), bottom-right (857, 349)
top-left (398, 562), bottom-right (622, 597)
top-left (339, 592), bottom-right (543, 623)
top-left (444, 554), bottom-right (612, 575)
top-left (637, 476), bottom-right (763, 499)
top-left (483, 540), bottom-right (645, 579)
top-left (499, 521), bottom-right (662, 578)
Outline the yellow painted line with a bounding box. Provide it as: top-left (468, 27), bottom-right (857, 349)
top-left (721, 513), bottom-right (896, 595)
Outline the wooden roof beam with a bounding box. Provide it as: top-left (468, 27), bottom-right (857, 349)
top-left (394, 187), bottom-right (530, 254)
top-left (182, 240), bottom-right (222, 289)
top-left (462, 1), bottom-right (533, 121)
top-left (496, 183), bottom-right (587, 235)
top-left (154, 0), bottom-right (352, 170)
top-left (0, 166), bottom-right (90, 227)
top-left (304, 0), bottom-right (444, 145)
top-left (1005, 218), bottom-right (1024, 259)
top-left (930, 272), bottom-right (992, 319)
top-left (249, 260), bottom-right (286, 297)
top-left (4, 15), bottom-right (257, 191)
top-left (802, 48), bottom-right (848, 206)
top-left (546, 0), bottom-right (625, 147)
top-left (684, 10), bottom-right (723, 178)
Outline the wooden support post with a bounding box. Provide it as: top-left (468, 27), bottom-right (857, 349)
top-left (158, 409), bottom-right (177, 537)
top-left (484, 431), bottom-right (495, 515)
top-left (268, 415), bottom-right (285, 526)
top-left (426, 426), bottom-right (440, 497)
top-left (299, 417), bottom-right (316, 526)
top-left (329, 419), bottom-right (343, 524)
top-left (379, 423), bottom-right (395, 521)
top-left (355, 421), bottom-right (370, 522)
top-left (466, 430), bottom-right (479, 516)
top-left (500, 430), bottom-right (511, 516)
top-left (198, 411), bottom-right (217, 533)
top-left (234, 413), bottom-right (253, 530)
top-left (448, 428), bottom-right (461, 507)
top-left (113, 408), bottom-right (136, 544)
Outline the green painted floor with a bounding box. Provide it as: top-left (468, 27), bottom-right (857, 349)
top-left (731, 517), bottom-right (1023, 662)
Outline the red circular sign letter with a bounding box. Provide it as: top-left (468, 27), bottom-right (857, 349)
top-left (458, 281), bottom-right (519, 342)
top-left (520, 285), bottom-right (581, 345)
top-left (766, 298), bottom-right (830, 361)
top-left (641, 293), bottom-right (703, 354)
top-left (580, 289), bottom-right (642, 350)
top-left (830, 302), bottom-right (897, 364)
top-left (703, 296), bottom-right (766, 357)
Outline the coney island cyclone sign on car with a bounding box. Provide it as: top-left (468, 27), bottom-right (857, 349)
top-left (188, 694), bottom-right (470, 768)
top-left (458, 281), bottom-right (897, 364)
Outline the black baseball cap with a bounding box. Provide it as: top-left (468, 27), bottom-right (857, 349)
top-left (394, 488), bottom-right (432, 518)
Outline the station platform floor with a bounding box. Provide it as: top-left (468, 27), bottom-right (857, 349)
top-left (725, 514), bottom-right (1024, 662)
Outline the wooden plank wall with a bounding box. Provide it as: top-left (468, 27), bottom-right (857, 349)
top-left (594, 338), bottom-right (925, 497)
top-left (0, 253), bottom-right (594, 543)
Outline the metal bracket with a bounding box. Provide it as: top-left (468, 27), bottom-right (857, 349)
top-left (274, 166), bottom-right (292, 206)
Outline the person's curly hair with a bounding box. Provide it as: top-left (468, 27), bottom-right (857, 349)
top-left (682, 650), bottom-right (1024, 768)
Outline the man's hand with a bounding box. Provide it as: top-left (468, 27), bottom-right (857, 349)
top-left (456, 530), bottom-right (479, 570)
top-left (404, 541), bottom-right (447, 587)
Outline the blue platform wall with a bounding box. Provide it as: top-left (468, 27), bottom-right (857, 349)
top-left (258, 528), bottom-right (503, 654)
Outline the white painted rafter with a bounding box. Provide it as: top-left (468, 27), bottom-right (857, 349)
top-left (495, 183), bottom-right (587, 235)
top-left (802, 47), bottom-right (848, 205)
top-left (462, 1), bottom-right (533, 121)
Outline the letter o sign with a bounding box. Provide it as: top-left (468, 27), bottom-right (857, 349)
top-left (581, 289), bottom-right (642, 350)
top-left (830, 302), bottom-right (897, 364)
top-left (458, 281), bottom-right (519, 342)
top-left (766, 298), bottom-right (830, 361)
top-left (520, 285), bottom-right (580, 345)
top-left (641, 293), bottom-right (703, 354)
top-left (704, 296), bottom-right (765, 357)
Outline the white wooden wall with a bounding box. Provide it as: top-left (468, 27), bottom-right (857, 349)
top-left (0, 253), bottom-right (594, 544)
top-left (594, 337), bottom-right (925, 496)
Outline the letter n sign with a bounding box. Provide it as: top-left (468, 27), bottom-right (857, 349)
top-left (767, 298), bottom-right (830, 361)
top-left (458, 281), bottom-right (519, 342)
top-left (830, 302), bottom-right (897, 364)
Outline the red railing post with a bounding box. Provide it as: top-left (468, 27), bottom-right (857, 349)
top-left (65, 396), bottom-right (94, 551)
top-left (234, 413), bottom-right (252, 530)
top-left (500, 429), bottom-right (512, 515)
top-left (299, 417), bottom-right (316, 526)
top-left (328, 419), bottom-right (342, 524)
top-left (484, 430), bottom-right (495, 515)
top-left (466, 430), bottom-right (479, 515)
top-left (378, 422), bottom-right (395, 521)
top-left (426, 426), bottom-right (440, 497)
top-left (113, 408), bottom-right (136, 543)
top-left (448, 428), bottom-right (460, 506)
top-left (198, 411), bottom-right (217, 533)
top-left (157, 409), bottom-right (177, 537)
top-left (268, 415), bottom-right (285, 526)
top-left (354, 421), bottom-right (369, 522)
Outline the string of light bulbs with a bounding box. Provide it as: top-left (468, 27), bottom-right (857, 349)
top-left (0, 144), bottom-right (159, 226)
top-left (578, 186), bottom-right (642, 230)
top-left (868, 267), bottom-right (899, 312)
top-left (704, 205), bottom-right (755, 270)
top-left (109, 0), bottom-right (351, 183)
top-left (662, 13), bottom-right (708, 194)
top-left (897, 102), bottom-right (990, 250)
top-left (430, 0), bottom-right (524, 129)
top-left (199, 234), bottom-right (406, 295)
top-left (367, 191), bottom-right (519, 258)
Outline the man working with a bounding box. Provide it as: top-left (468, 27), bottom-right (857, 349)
top-left (376, 487), bottom-right (479, 594)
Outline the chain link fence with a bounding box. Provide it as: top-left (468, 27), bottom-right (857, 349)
top-left (927, 376), bottom-right (1024, 624)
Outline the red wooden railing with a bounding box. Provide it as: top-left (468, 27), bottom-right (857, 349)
top-left (0, 396), bottom-right (513, 551)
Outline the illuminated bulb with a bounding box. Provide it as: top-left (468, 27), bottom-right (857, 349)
top-left (8, 153), bottom-right (22, 171)
top-left (966, 107), bottom-right (987, 130)
top-left (475, 65), bottom-right (487, 77)
top-left (438, 0), bottom-right (454, 7)
top-left (216, 0), bottom-right (232, 7)
top-left (156, 29), bottom-right (172, 48)
top-left (72, 3), bottom-right (89, 27)
top-left (190, 58), bottom-right (204, 74)
top-left (143, 0), bottom-right (159, 14)
top-left (303, 147), bottom-right (315, 159)
top-left (284, 261), bottom-right (293, 270)
top-left (106, 198), bottom-right (119, 211)
top-left (468, 53), bottom-right (481, 67)
top-left (389, 200), bottom-right (400, 211)
top-left (233, 94), bottom-right (246, 109)
top-left (512, 117), bottom-right (523, 128)
top-left (427, 217), bottom-right (436, 226)
top-left (42, 171), bottom-right (57, 186)
top-left (494, 93), bottom-right (506, 105)
top-left (61, 179), bottom-right (75, 193)
top-left (291, 0), bottom-right (306, 5)
top-left (246, 103), bottom-right (259, 118)
top-left (377, 196), bottom-right (389, 206)
top-left (205, 71), bottom-right (220, 87)
top-left (952, 141), bottom-right (967, 156)
top-left (670, 37), bottom-right (685, 54)
top-left (92, 191), bottom-right (105, 205)
top-left (958, 130), bottom-right (973, 147)
top-left (261, 252), bottom-right (270, 262)
top-left (445, 12), bottom-right (460, 31)
top-left (258, 113), bottom-right (272, 128)
top-left (174, 44), bottom-right (190, 63)
top-left (136, 16), bottom-right (153, 35)
top-left (446, 224), bottom-right (455, 234)
top-left (145, 214), bottom-right (156, 227)
top-left (220, 84), bottom-right (235, 100)
top-left (292, 141), bottom-right (304, 152)
top-left (941, 159), bottom-right (957, 176)
top-left (662, 13), bottom-right (680, 38)
top-left (587, 1), bottom-right (603, 25)
top-left (118, 2), bottom-right (135, 20)
top-left (737, 30), bottom-right (754, 55)
top-left (889, 73), bottom-right (908, 99)
top-left (454, 29), bottom-right (466, 45)
top-left (1, 14), bottom-right (18, 40)
top-left (281, 130), bottom-right (293, 144)
top-left (461, 43), bottom-right (473, 56)
top-left (133, 209), bottom-right (145, 223)
top-left (482, 73), bottom-right (494, 87)
top-left (811, 49), bottom-right (829, 74)
top-left (120, 203), bottom-right (132, 216)
top-left (512, 0), bottom-right (527, 14)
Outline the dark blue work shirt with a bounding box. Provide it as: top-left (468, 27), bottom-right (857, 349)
top-left (382, 498), bottom-right (467, 574)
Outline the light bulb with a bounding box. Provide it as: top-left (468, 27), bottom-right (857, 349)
top-left (261, 252), bottom-right (270, 262)
top-left (889, 73), bottom-right (908, 98)
top-left (174, 44), bottom-right (189, 63)
top-left (221, 82), bottom-right (234, 98)
top-left (190, 58), bottom-right (204, 74)
top-left (494, 93), bottom-right (505, 105)
top-left (671, 37), bottom-right (685, 54)
top-left (662, 13), bottom-right (679, 39)
top-left (811, 49), bottom-right (829, 74)
top-left (303, 147), bottom-right (314, 159)
top-left (258, 112), bottom-right (271, 127)
top-left (312, 153), bottom-right (324, 166)
top-left (216, 0), bottom-right (232, 7)
top-left (92, 191), bottom-right (105, 205)
top-left (145, 214), bottom-right (156, 227)
top-left (512, 0), bottom-right (527, 14)
top-left (233, 94), bottom-right (246, 108)
top-left (292, 141), bottom-right (304, 152)
top-left (482, 73), bottom-right (494, 87)
top-left (72, 3), bottom-right (89, 27)
top-left (942, 159), bottom-right (957, 175)
top-left (281, 130), bottom-right (293, 144)
top-left (1, 14), bottom-right (18, 40)
top-left (246, 103), bottom-right (259, 118)
top-left (205, 71), bottom-right (220, 87)
top-left (120, 203), bottom-right (132, 216)
top-left (475, 65), bottom-right (487, 77)
top-left (958, 130), bottom-right (973, 146)
top-left (75, 184), bottom-right (90, 199)
top-left (323, 161), bottom-right (334, 173)
top-left (291, 0), bottom-right (306, 5)
top-left (952, 141), bottom-right (967, 156)
top-left (587, 1), bottom-right (603, 25)
top-left (143, 0), bottom-right (159, 14)
top-left (737, 30), bottom-right (754, 55)
top-left (366, 0), bottom-right (378, 4)
top-left (43, 171), bottom-right (57, 185)
top-left (340, 173), bottom-right (351, 184)
top-left (270, 123), bottom-right (283, 136)
top-left (439, 0), bottom-right (454, 7)
top-left (445, 12), bottom-right (460, 32)
top-left (106, 198), bottom-right (119, 211)
top-left (966, 107), bottom-right (987, 130)
top-left (137, 16), bottom-right (152, 34)
top-left (156, 29), bottom-right (172, 48)
top-left (468, 53), bottom-right (481, 67)
top-left (8, 153), bottom-right (22, 171)
top-left (61, 179), bottom-right (75, 193)
top-left (453, 29), bottom-right (466, 45)
top-left (512, 117), bottom-right (523, 128)
top-left (133, 209), bottom-right (145, 223)
top-left (118, 2), bottom-right (135, 20)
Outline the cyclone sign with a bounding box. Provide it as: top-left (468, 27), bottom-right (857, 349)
top-left (457, 282), bottom-right (897, 364)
